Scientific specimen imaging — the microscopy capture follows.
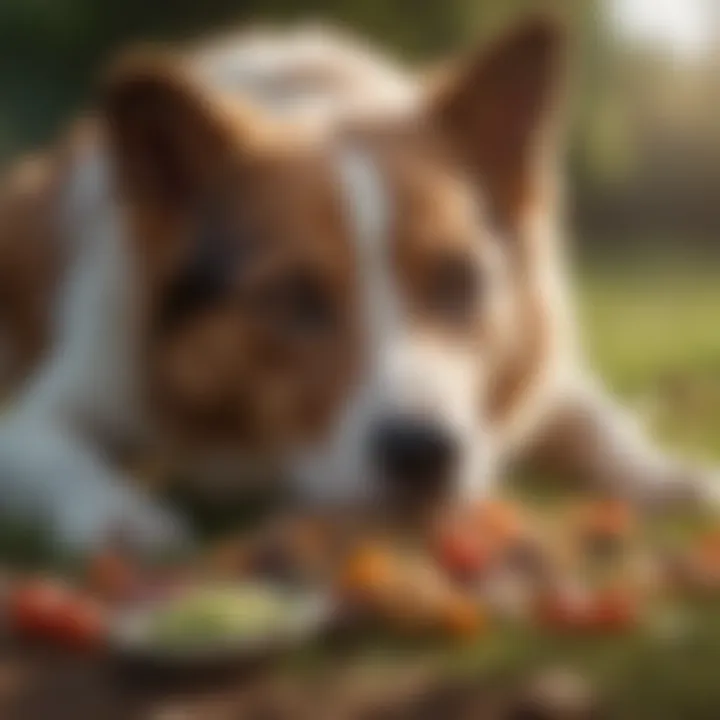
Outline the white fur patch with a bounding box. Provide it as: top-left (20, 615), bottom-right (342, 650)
top-left (0, 146), bottom-right (186, 554)
top-left (292, 143), bottom-right (491, 505)
top-left (193, 25), bottom-right (418, 133)
top-left (21, 148), bottom-right (143, 441)
top-left (290, 145), bottom-right (393, 504)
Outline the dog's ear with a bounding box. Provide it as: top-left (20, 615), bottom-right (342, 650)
top-left (430, 16), bottom-right (566, 235)
top-left (101, 49), bottom-right (261, 212)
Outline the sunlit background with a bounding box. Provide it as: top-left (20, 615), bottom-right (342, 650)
top-left (1, 0), bottom-right (719, 258)
top-left (612, 0), bottom-right (714, 58)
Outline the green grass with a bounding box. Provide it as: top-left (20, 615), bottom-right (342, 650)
top-left (580, 266), bottom-right (720, 459)
top-left (289, 264), bottom-right (720, 718)
top-left (2, 263), bottom-right (720, 716)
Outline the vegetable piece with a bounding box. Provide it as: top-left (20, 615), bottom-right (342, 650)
top-left (338, 544), bottom-right (397, 603)
top-left (146, 586), bottom-right (290, 648)
top-left (589, 587), bottom-right (638, 632)
top-left (472, 499), bottom-right (525, 546)
top-left (8, 579), bottom-right (68, 638)
top-left (535, 585), bottom-right (591, 630)
top-left (435, 526), bottom-right (493, 580)
top-left (53, 596), bottom-right (106, 650)
top-left (438, 594), bottom-right (485, 640)
top-left (8, 579), bottom-right (106, 650)
top-left (536, 582), bottom-right (639, 634)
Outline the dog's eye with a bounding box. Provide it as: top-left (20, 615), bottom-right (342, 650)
top-left (258, 271), bottom-right (336, 337)
top-left (425, 254), bottom-right (479, 325)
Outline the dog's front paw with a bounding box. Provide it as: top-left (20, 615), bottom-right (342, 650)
top-left (48, 484), bottom-right (193, 559)
top-left (629, 462), bottom-right (720, 514)
top-left (686, 468), bottom-right (720, 512)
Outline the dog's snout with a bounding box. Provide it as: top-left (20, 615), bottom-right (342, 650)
top-left (371, 416), bottom-right (457, 489)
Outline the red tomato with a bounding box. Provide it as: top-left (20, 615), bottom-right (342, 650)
top-left (8, 579), bottom-right (70, 638)
top-left (589, 589), bottom-right (638, 632)
top-left (536, 585), bottom-right (638, 634)
top-left (435, 528), bottom-right (493, 580)
top-left (55, 596), bottom-right (107, 650)
top-left (535, 587), bottom-right (591, 630)
top-left (8, 579), bottom-right (107, 650)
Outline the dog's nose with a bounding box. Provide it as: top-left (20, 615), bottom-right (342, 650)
top-left (370, 416), bottom-right (457, 490)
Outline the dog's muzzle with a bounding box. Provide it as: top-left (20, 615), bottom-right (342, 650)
top-left (369, 414), bottom-right (458, 501)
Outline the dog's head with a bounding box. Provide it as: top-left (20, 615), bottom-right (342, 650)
top-left (102, 18), bottom-right (565, 513)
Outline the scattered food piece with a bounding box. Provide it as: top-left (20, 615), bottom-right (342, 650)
top-left (338, 544), bottom-right (398, 604)
top-left (535, 584), bottom-right (591, 631)
top-left (144, 585), bottom-right (292, 649)
top-left (438, 593), bottom-right (485, 640)
top-left (8, 578), bottom-right (106, 650)
top-left (589, 586), bottom-right (639, 632)
top-left (473, 499), bottom-right (526, 547)
top-left (434, 525), bottom-right (494, 581)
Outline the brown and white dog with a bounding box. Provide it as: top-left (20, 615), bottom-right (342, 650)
top-left (0, 19), bottom-right (717, 555)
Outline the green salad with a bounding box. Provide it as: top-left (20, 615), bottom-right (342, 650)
top-left (147, 585), bottom-right (292, 649)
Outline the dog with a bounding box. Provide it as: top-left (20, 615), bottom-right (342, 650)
top-left (0, 18), bottom-right (717, 555)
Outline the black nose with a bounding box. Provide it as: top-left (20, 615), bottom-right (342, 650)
top-left (371, 416), bottom-right (457, 490)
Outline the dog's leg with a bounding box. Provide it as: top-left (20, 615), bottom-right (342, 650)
top-left (0, 411), bottom-right (189, 556)
top-left (524, 378), bottom-right (720, 509)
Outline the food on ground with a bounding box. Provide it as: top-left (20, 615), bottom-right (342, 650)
top-left (338, 544), bottom-right (398, 602)
top-left (575, 500), bottom-right (635, 544)
top-left (144, 585), bottom-right (294, 649)
top-left (438, 593), bottom-right (485, 639)
top-left (590, 587), bottom-right (639, 631)
top-left (536, 582), bottom-right (639, 634)
top-left (472, 499), bottom-right (527, 547)
top-left (6, 496), bottom-right (720, 658)
top-left (8, 578), bottom-right (106, 649)
top-left (434, 525), bottom-right (494, 581)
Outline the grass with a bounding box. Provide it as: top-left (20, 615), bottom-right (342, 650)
top-left (299, 263), bottom-right (720, 718)
top-left (580, 266), bottom-right (720, 459)
top-left (2, 262), bottom-right (720, 716)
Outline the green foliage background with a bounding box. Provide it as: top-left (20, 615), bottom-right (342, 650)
top-left (0, 0), bottom-right (589, 156)
top-left (0, 0), bottom-right (718, 247)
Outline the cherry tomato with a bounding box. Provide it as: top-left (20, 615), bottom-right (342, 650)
top-left (435, 527), bottom-right (493, 580)
top-left (535, 587), bottom-right (591, 630)
top-left (8, 579), bottom-right (107, 650)
top-left (536, 584), bottom-right (638, 634)
top-left (590, 588), bottom-right (638, 632)
top-left (8, 579), bottom-right (69, 638)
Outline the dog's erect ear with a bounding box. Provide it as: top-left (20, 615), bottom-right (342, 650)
top-left (430, 16), bottom-right (566, 235)
top-left (101, 50), bottom-right (258, 211)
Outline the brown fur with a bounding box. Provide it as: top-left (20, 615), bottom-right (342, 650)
top-left (0, 153), bottom-right (62, 388)
top-left (0, 17), bottom-right (564, 464)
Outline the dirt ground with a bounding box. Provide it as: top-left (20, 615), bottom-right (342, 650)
top-left (0, 641), bottom-right (522, 720)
